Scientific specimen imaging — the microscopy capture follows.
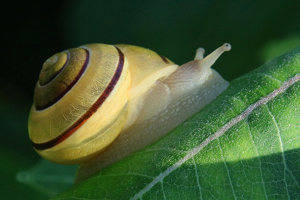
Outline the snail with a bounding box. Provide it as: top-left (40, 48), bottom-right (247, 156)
top-left (28, 43), bottom-right (231, 180)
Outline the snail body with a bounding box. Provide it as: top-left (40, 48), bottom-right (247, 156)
top-left (28, 43), bottom-right (231, 174)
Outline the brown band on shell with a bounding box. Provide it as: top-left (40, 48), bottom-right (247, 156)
top-left (35, 49), bottom-right (89, 111)
top-left (159, 55), bottom-right (170, 64)
top-left (32, 47), bottom-right (125, 150)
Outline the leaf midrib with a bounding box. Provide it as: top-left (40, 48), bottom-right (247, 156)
top-left (130, 73), bottom-right (300, 200)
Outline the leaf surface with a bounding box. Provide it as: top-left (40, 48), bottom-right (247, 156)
top-left (52, 46), bottom-right (300, 199)
top-left (17, 160), bottom-right (77, 197)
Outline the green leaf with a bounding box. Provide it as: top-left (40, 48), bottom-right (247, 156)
top-left (17, 159), bottom-right (77, 198)
top-left (52, 46), bottom-right (300, 199)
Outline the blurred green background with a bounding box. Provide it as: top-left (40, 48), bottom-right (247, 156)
top-left (2, 0), bottom-right (300, 199)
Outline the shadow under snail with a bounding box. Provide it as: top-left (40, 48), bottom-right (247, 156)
top-left (28, 43), bottom-right (231, 181)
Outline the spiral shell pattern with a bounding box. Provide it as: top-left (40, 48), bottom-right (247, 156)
top-left (28, 44), bottom-right (131, 164)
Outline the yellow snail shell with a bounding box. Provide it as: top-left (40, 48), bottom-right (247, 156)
top-left (28, 43), bottom-right (231, 171)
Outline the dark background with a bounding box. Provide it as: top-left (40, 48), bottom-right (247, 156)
top-left (1, 0), bottom-right (300, 199)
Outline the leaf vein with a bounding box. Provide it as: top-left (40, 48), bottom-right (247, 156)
top-left (130, 74), bottom-right (300, 200)
top-left (265, 105), bottom-right (290, 200)
top-left (161, 181), bottom-right (167, 200)
top-left (217, 138), bottom-right (237, 199)
top-left (245, 119), bottom-right (268, 199)
top-left (192, 157), bottom-right (203, 200)
top-left (255, 72), bottom-right (283, 83)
